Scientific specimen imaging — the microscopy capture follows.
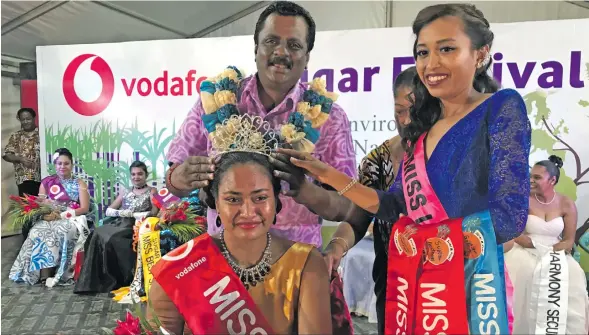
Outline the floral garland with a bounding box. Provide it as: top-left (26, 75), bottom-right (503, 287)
top-left (200, 66), bottom-right (339, 154)
top-left (281, 77), bottom-right (338, 152)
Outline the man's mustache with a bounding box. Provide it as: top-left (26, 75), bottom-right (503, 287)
top-left (268, 57), bottom-right (292, 69)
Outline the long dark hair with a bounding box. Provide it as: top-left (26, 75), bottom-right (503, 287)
top-left (203, 152), bottom-right (282, 213)
top-left (403, 4), bottom-right (500, 153)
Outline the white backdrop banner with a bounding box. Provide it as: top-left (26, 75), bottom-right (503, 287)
top-left (37, 18), bottom-right (589, 225)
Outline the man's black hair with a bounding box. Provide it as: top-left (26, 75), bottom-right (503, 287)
top-left (254, 1), bottom-right (316, 52)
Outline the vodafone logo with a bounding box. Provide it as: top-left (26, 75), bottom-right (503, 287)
top-left (63, 54), bottom-right (115, 116)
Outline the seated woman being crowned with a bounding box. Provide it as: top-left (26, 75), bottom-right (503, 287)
top-left (147, 67), bottom-right (333, 334)
top-left (10, 148), bottom-right (90, 286)
top-left (505, 155), bottom-right (589, 334)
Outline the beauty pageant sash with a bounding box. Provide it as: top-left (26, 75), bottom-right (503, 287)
top-left (152, 187), bottom-right (180, 210)
top-left (385, 217), bottom-right (427, 335)
top-left (139, 230), bottom-right (162, 300)
top-left (415, 219), bottom-right (468, 335)
top-left (530, 249), bottom-right (569, 334)
top-left (151, 234), bottom-right (274, 335)
top-left (386, 133), bottom-right (508, 334)
top-left (462, 211), bottom-right (510, 335)
top-left (43, 175), bottom-right (73, 203)
top-left (401, 133), bottom-right (448, 225)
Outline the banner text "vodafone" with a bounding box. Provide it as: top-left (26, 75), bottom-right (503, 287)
top-left (121, 70), bottom-right (207, 97)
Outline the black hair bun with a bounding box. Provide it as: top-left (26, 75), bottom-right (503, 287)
top-left (548, 155), bottom-right (563, 169)
top-left (201, 185), bottom-right (217, 210)
top-left (55, 148), bottom-right (72, 156)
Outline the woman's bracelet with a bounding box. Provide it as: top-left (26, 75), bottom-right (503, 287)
top-left (327, 237), bottom-right (350, 256)
top-left (338, 178), bottom-right (358, 196)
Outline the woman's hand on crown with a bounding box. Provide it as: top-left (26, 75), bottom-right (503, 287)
top-left (274, 148), bottom-right (333, 185)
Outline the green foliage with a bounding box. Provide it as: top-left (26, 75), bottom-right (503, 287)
top-left (555, 169), bottom-right (577, 201)
top-left (524, 91), bottom-right (579, 200)
top-left (44, 118), bottom-right (178, 215)
top-left (122, 119), bottom-right (176, 180)
top-left (161, 222), bottom-right (205, 244)
top-left (530, 129), bottom-right (558, 155)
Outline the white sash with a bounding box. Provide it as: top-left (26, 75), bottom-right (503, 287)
top-left (531, 248), bottom-right (569, 335)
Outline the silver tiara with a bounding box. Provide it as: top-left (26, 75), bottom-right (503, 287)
top-left (209, 114), bottom-right (282, 157)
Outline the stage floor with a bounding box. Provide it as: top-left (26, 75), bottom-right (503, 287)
top-left (1, 234), bottom-right (377, 334)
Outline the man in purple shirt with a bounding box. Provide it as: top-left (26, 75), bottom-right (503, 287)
top-left (165, 1), bottom-right (356, 248)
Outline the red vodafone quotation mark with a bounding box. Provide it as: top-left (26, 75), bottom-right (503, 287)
top-left (62, 54), bottom-right (115, 116)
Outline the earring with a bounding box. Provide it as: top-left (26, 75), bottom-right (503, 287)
top-left (216, 216), bottom-right (222, 228)
top-left (478, 54), bottom-right (490, 68)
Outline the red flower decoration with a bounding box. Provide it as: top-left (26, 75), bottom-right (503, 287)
top-left (29, 201), bottom-right (39, 209)
top-left (113, 311), bottom-right (142, 335)
top-left (195, 216), bottom-right (207, 225)
top-left (23, 206), bottom-right (32, 213)
top-left (9, 195), bottom-right (22, 202)
top-left (65, 212), bottom-right (73, 219)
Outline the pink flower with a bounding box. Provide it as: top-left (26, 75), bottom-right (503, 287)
top-left (195, 216), bottom-right (207, 226)
top-left (113, 311), bottom-right (142, 335)
top-left (70, 202), bottom-right (80, 210)
top-left (9, 195), bottom-right (22, 203)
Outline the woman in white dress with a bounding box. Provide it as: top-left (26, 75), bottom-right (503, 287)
top-left (505, 155), bottom-right (589, 334)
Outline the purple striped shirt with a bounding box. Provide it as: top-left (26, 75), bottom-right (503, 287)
top-left (166, 74), bottom-right (357, 247)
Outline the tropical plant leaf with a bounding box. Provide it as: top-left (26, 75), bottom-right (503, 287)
top-left (162, 222), bottom-right (205, 244)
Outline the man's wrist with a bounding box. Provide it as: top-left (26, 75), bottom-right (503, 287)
top-left (293, 180), bottom-right (315, 205)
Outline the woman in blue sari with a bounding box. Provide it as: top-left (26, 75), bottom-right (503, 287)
top-left (272, 4), bottom-right (530, 334)
top-left (10, 148), bottom-right (90, 286)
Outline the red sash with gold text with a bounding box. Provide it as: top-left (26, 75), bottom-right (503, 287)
top-left (150, 234), bottom-right (274, 335)
top-left (385, 133), bottom-right (469, 334)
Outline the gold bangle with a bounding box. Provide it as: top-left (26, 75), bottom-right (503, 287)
top-left (328, 237), bottom-right (350, 256)
top-left (338, 178), bottom-right (358, 196)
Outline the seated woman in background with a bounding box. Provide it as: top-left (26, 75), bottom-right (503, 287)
top-left (10, 148), bottom-right (90, 286)
top-left (148, 151), bottom-right (332, 335)
top-left (505, 155), bottom-right (589, 334)
top-left (74, 161), bottom-right (157, 294)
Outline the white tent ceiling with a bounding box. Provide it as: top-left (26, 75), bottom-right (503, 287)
top-left (1, 0), bottom-right (270, 61)
top-left (2, 0), bottom-right (589, 64)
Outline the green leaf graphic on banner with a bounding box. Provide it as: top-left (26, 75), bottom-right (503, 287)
top-left (580, 100), bottom-right (589, 107)
top-left (556, 169), bottom-right (577, 201)
top-left (44, 117), bottom-right (178, 220)
top-left (524, 91), bottom-right (582, 201)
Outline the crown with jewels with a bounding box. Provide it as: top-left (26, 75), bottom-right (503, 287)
top-left (210, 114), bottom-right (281, 157)
top-left (199, 66), bottom-right (339, 157)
